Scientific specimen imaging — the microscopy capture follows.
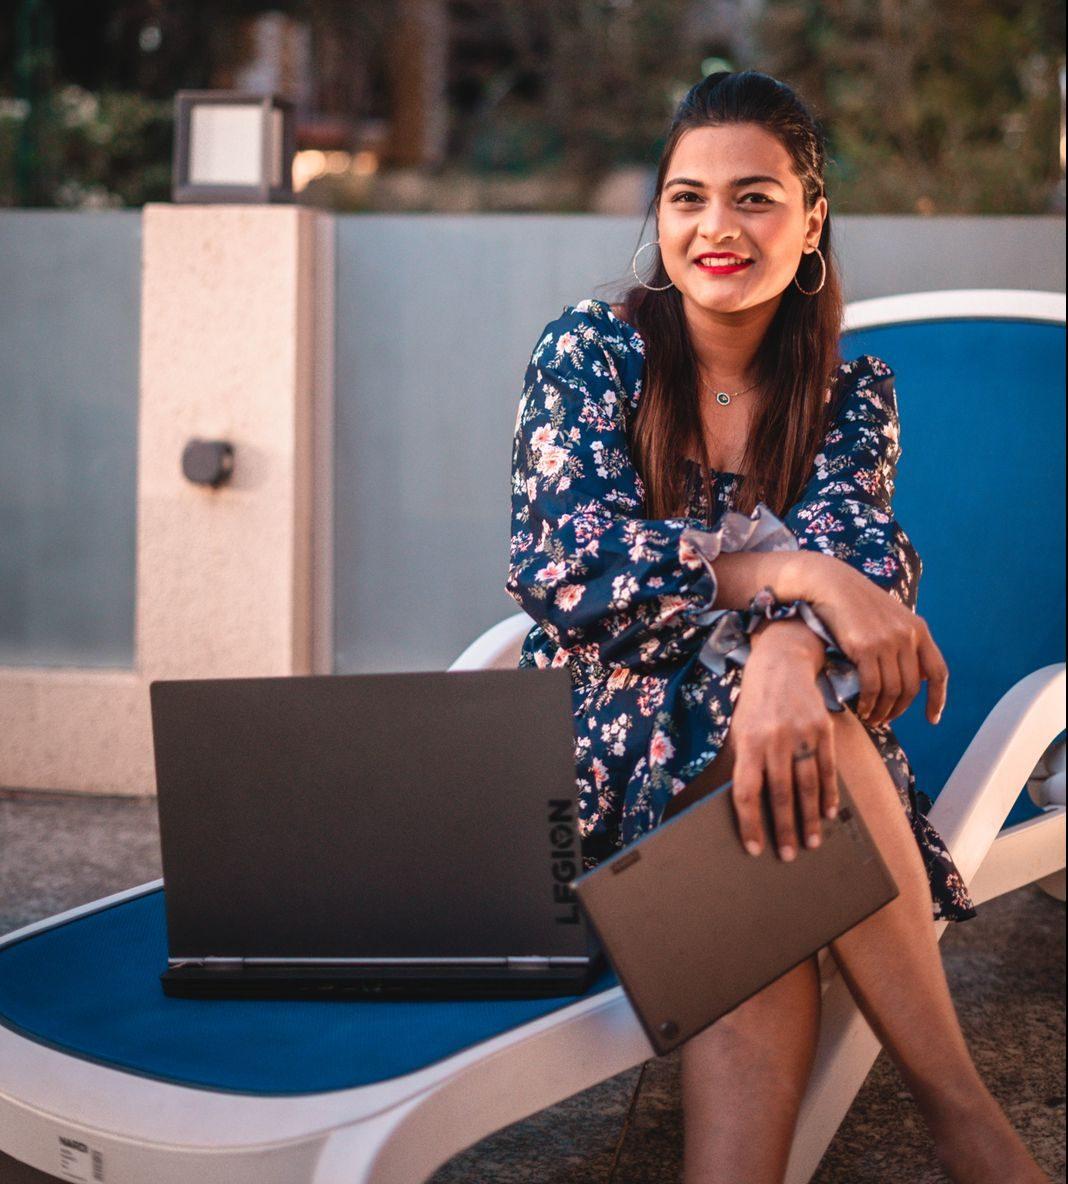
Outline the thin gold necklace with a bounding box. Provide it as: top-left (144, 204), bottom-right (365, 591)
top-left (699, 374), bottom-right (761, 406)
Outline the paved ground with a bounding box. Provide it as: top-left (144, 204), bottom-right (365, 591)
top-left (0, 787), bottom-right (1063, 1184)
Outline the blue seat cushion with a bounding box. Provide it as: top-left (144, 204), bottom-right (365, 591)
top-left (0, 890), bottom-right (619, 1096)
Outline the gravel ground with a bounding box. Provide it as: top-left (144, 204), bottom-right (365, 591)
top-left (0, 788), bottom-right (1063, 1184)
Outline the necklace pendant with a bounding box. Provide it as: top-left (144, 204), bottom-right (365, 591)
top-left (716, 391), bottom-right (731, 406)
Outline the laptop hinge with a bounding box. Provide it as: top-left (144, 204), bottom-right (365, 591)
top-left (170, 956), bottom-right (511, 968)
top-left (173, 957), bottom-right (243, 968)
top-left (506, 955), bottom-right (590, 970)
top-left (169, 954), bottom-right (591, 969)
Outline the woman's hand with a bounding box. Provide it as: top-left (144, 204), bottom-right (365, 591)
top-left (730, 621), bottom-right (838, 861)
top-left (800, 552), bottom-right (949, 728)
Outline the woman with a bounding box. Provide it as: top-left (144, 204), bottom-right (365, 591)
top-left (505, 71), bottom-right (1048, 1184)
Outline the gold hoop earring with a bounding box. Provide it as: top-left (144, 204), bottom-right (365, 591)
top-left (793, 246), bottom-right (826, 295)
top-left (631, 240), bottom-right (676, 292)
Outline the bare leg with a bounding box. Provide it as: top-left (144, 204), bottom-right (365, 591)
top-left (679, 735), bottom-right (823, 1184)
top-left (825, 707), bottom-right (1049, 1184)
top-left (680, 951), bottom-right (822, 1184)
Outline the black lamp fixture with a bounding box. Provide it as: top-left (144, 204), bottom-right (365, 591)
top-left (172, 91), bottom-right (295, 204)
top-left (182, 439), bottom-right (235, 489)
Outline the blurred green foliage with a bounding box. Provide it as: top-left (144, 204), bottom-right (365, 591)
top-left (0, 86), bottom-right (172, 207)
top-left (757, 0), bottom-right (1065, 212)
top-left (467, 109), bottom-right (563, 175)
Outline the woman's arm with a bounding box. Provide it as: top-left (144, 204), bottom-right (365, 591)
top-left (728, 620), bottom-right (841, 859)
top-left (692, 357), bottom-right (916, 618)
top-left (697, 356), bottom-right (946, 724)
top-left (706, 548), bottom-right (827, 611)
top-left (749, 614), bottom-right (827, 670)
top-left (781, 356), bottom-right (921, 609)
top-left (740, 358), bottom-right (948, 727)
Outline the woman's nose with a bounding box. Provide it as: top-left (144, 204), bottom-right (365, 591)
top-left (697, 197), bottom-right (742, 242)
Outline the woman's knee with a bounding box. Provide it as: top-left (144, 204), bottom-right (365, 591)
top-left (830, 702), bottom-right (866, 737)
top-left (828, 706), bottom-right (907, 815)
top-left (828, 704), bottom-right (886, 767)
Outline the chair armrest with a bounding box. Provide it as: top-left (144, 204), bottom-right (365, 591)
top-left (928, 662), bottom-right (1066, 886)
top-left (449, 612), bottom-right (535, 671)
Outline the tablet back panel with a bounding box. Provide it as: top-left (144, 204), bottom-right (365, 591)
top-left (573, 767), bottom-right (899, 1055)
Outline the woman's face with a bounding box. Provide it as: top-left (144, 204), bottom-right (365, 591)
top-left (655, 122), bottom-right (827, 316)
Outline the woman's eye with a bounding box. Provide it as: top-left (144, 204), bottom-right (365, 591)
top-left (670, 191), bottom-right (773, 205)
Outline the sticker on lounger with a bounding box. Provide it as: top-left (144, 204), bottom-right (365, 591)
top-left (57, 1134), bottom-right (104, 1181)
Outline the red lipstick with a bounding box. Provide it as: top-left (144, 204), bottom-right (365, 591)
top-left (695, 252), bottom-right (753, 275)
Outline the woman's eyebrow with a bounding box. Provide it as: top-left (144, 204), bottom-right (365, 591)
top-left (664, 174), bottom-right (785, 189)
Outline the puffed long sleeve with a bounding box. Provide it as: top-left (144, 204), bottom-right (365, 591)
top-left (505, 307), bottom-right (725, 674)
top-left (781, 355), bottom-right (922, 609)
top-left (679, 508), bottom-right (862, 711)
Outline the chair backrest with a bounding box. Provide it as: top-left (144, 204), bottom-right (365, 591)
top-left (841, 290), bottom-right (1066, 824)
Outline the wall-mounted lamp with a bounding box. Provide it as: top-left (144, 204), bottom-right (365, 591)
top-left (182, 439), bottom-right (235, 488)
top-left (172, 91), bottom-right (295, 203)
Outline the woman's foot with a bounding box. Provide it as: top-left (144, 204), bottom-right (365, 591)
top-left (926, 1088), bottom-right (1050, 1184)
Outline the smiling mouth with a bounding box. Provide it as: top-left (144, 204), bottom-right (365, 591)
top-left (694, 256), bottom-right (754, 271)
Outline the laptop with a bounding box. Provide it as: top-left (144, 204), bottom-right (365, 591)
top-left (149, 668), bottom-right (606, 1000)
top-left (572, 752), bottom-right (899, 1055)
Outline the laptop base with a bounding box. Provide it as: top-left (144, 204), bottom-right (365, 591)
top-left (161, 956), bottom-right (606, 1001)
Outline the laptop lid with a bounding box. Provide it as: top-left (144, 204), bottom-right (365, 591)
top-left (149, 669), bottom-right (594, 968)
top-left (573, 761), bottom-right (899, 1056)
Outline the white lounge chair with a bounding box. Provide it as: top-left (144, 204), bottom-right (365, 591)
top-left (0, 290), bottom-right (1063, 1184)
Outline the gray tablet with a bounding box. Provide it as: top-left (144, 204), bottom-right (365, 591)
top-left (572, 758), bottom-right (899, 1055)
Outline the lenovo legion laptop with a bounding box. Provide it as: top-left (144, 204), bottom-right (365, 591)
top-left (149, 668), bottom-right (605, 1000)
top-left (574, 752), bottom-right (900, 1055)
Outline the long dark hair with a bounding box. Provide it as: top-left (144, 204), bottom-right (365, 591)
top-left (608, 70), bottom-right (845, 522)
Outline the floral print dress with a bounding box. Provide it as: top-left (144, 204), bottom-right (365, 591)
top-left (506, 297), bottom-right (977, 924)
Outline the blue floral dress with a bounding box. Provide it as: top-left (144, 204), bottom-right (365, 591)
top-left (506, 297), bottom-right (977, 923)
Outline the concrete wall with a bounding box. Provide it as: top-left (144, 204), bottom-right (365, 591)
top-left (0, 212), bottom-right (141, 668)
